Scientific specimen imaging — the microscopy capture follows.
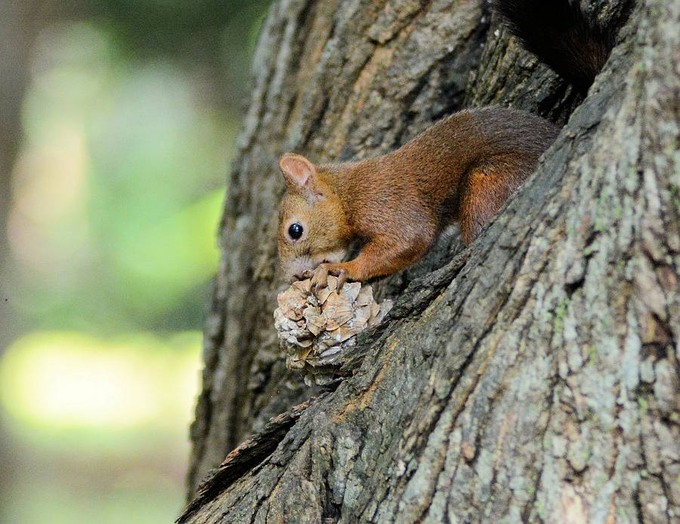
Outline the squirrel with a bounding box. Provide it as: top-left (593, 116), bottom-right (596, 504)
top-left (278, 0), bottom-right (623, 286)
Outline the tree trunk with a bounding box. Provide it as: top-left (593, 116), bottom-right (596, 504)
top-left (184, 0), bottom-right (679, 521)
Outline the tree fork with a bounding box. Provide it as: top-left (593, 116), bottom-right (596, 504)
top-left (184, 0), bottom-right (680, 521)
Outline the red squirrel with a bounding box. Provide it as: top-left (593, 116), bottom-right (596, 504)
top-left (278, 0), bottom-right (622, 285)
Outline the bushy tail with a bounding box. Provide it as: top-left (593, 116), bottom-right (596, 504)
top-left (492, 0), bottom-right (618, 92)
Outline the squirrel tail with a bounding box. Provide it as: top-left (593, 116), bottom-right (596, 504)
top-left (492, 0), bottom-right (618, 92)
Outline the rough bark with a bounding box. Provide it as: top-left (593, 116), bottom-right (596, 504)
top-left (185, 0), bottom-right (679, 521)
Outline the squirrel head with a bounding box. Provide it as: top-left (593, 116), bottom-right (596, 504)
top-left (278, 153), bottom-right (352, 281)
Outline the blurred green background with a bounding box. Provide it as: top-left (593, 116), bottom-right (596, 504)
top-left (0, 0), bottom-right (271, 521)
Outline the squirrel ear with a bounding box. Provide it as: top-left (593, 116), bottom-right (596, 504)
top-left (279, 153), bottom-right (317, 189)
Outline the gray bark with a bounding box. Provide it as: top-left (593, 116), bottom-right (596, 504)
top-left (184, 0), bottom-right (679, 521)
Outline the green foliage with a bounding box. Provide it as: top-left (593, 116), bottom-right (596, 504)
top-left (0, 330), bottom-right (202, 524)
top-left (13, 21), bottom-right (237, 333)
top-left (1, 2), bottom-right (272, 522)
top-left (85, 0), bottom-right (271, 54)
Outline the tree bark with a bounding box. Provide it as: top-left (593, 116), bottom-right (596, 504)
top-left (184, 0), bottom-right (679, 521)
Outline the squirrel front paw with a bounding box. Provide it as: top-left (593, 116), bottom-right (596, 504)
top-left (311, 263), bottom-right (350, 290)
top-left (310, 265), bottom-right (329, 290)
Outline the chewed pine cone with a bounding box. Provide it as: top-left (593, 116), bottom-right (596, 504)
top-left (274, 276), bottom-right (392, 376)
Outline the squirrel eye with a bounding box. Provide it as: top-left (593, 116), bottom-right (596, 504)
top-left (288, 223), bottom-right (303, 240)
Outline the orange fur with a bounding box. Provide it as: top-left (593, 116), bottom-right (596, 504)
top-left (278, 107), bottom-right (559, 282)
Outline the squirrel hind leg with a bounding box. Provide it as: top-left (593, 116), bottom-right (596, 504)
top-left (458, 160), bottom-right (535, 244)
